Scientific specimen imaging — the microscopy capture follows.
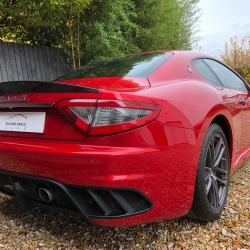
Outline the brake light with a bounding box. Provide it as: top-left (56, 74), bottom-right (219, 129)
top-left (55, 99), bottom-right (161, 135)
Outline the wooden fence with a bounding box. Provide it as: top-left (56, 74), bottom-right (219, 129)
top-left (0, 41), bottom-right (70, 82)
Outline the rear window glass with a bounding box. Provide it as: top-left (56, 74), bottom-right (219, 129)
top-left (56, 52), bottom-right (173, 80)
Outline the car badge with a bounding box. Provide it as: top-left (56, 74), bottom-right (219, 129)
top-left (0, 95), bottom-right (29, 102)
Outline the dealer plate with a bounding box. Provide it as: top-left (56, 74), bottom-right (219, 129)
top-left (0, 112), bottom-right (46, 133)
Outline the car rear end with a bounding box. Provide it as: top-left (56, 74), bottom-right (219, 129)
top-left (0, 52), bottom-right (200, 227)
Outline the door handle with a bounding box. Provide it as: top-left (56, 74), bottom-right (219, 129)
top-left (239, 99), bottom-right (247, 105)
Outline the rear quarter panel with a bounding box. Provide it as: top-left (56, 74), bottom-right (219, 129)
top-left (100, 78), bottom-right (239, 173)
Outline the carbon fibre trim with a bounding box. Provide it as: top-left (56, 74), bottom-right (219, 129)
top-left (0, 170), bottom-right (152, 226)
top-left (0, 81), bottom-right (99, 96)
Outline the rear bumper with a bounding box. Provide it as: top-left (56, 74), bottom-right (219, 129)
top-left (0, 123), bottom-right (205, 226)
top-left (0, 170), bottom-right (152, 226)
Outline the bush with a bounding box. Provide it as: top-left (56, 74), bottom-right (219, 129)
top-left (218, 36), bottom-right (250, 83)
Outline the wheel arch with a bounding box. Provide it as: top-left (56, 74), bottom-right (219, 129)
top-left (211, 115), bottom-right (232, 164)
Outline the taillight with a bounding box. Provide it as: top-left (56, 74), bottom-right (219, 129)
top-left (55, 99), bottom-right (161, 135)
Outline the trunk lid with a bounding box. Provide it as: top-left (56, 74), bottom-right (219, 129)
top-left (54, 77), bottom-right (150, 92)
top-left (0, 81), bottom-right (100, 141)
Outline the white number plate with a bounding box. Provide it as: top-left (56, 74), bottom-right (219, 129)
top-left (0, 112), bottom-right (46, 133)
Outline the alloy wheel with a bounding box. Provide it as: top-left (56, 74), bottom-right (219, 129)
top-left (205, 133), bottom-right (229, 211)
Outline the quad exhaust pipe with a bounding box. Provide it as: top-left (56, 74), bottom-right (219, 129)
top-left (38, 187), bottom-right (54, 202)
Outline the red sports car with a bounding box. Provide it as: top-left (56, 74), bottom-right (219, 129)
top-left (0, 51), bottom-right (249, 227)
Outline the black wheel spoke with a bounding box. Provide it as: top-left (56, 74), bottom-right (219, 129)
top-left (212, 145), bottom-right (225, 168)
top-left (211, 178), bottom-right (220, 209)
top-left (210, 139), bottom-right (215, 164)
top-left (206, 176), bottom-right (212, 195)
top-left (205, 166), bottom-right (211, 181)
top-left (213, 174), bottom-right (227, 187)
top-left (214, 138), bottom-right (222, 161)
top-left (213, 167), bottom-right (228, 175)
top-left (206, 147), bottom-right (213, 167)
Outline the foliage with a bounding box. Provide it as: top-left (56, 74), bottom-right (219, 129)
top-left (66, 0), bottom-right (200, 67)
top-left (132, 0), bottom-right (200, 51)
top-left (178, 0), bottom-right (201, 49)
top-left (0, 0), bottom-right (92, 43)
top-left (0, 0), bottom-right (201, 69)
top-left (218, 36), bottom-right (250, 83)
top-left (0, 0), bottom-right (92, 27)
top-left (70, 0), bottom-right (141, 66)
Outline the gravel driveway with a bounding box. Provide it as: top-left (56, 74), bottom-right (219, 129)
top-left (0, 159), bottom-right (249, 250)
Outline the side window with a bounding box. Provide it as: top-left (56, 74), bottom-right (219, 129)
top-left (203, 59), bottom-right (248, 92)
top-left (192, 59), bottom-right (221, 86)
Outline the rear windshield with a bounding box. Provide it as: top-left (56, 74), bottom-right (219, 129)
top-left (56, 52), bottom-right (173, 80)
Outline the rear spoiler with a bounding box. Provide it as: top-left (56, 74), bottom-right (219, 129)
top-left (0, 81), bottom-right (100, 96)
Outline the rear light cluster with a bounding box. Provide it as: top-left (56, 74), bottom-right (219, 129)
top-left (55, 99), bottom-right (161, 135)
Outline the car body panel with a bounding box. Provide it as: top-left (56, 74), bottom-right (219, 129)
top-left (55, 77), bottom-right (150, 91)
top-left (0, 122), bottom-right (204, 226)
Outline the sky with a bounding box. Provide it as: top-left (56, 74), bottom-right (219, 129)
top-left (197, 0), bottom-right (250, 57)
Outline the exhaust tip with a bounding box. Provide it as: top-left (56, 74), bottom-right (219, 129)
top-left (38, 188), bottom-right (54, 202)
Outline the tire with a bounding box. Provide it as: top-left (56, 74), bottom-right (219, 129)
top-left (189, 123), bottom-right (230, 221)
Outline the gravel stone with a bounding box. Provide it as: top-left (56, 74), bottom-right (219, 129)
top-left (229, 208), bottom-right (238, 214)
top-left (0, 159), bottom-right (250, 249)
top-left (221, 229), bottom-right (227, 236)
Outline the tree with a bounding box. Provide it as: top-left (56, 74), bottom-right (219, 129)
top-left (63, 0), bottom-right (200, 67)
top-left (1, 0), bottom-right (141, 68)
top-left (132, 0), bottom-right (200, 51)
top-left (218, 36), bottom-right (250, 82)
top-left (0, 0), bottom-right (92, 41)
top-left (0, 0), bottom-right (92, 27)
top-left (68, 0), bottom-right (141, 67)
top-left (1, 0), bottom-right (201, 68)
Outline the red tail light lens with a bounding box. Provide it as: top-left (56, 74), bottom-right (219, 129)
top-left (55, 99), bottom-right (161, 135)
